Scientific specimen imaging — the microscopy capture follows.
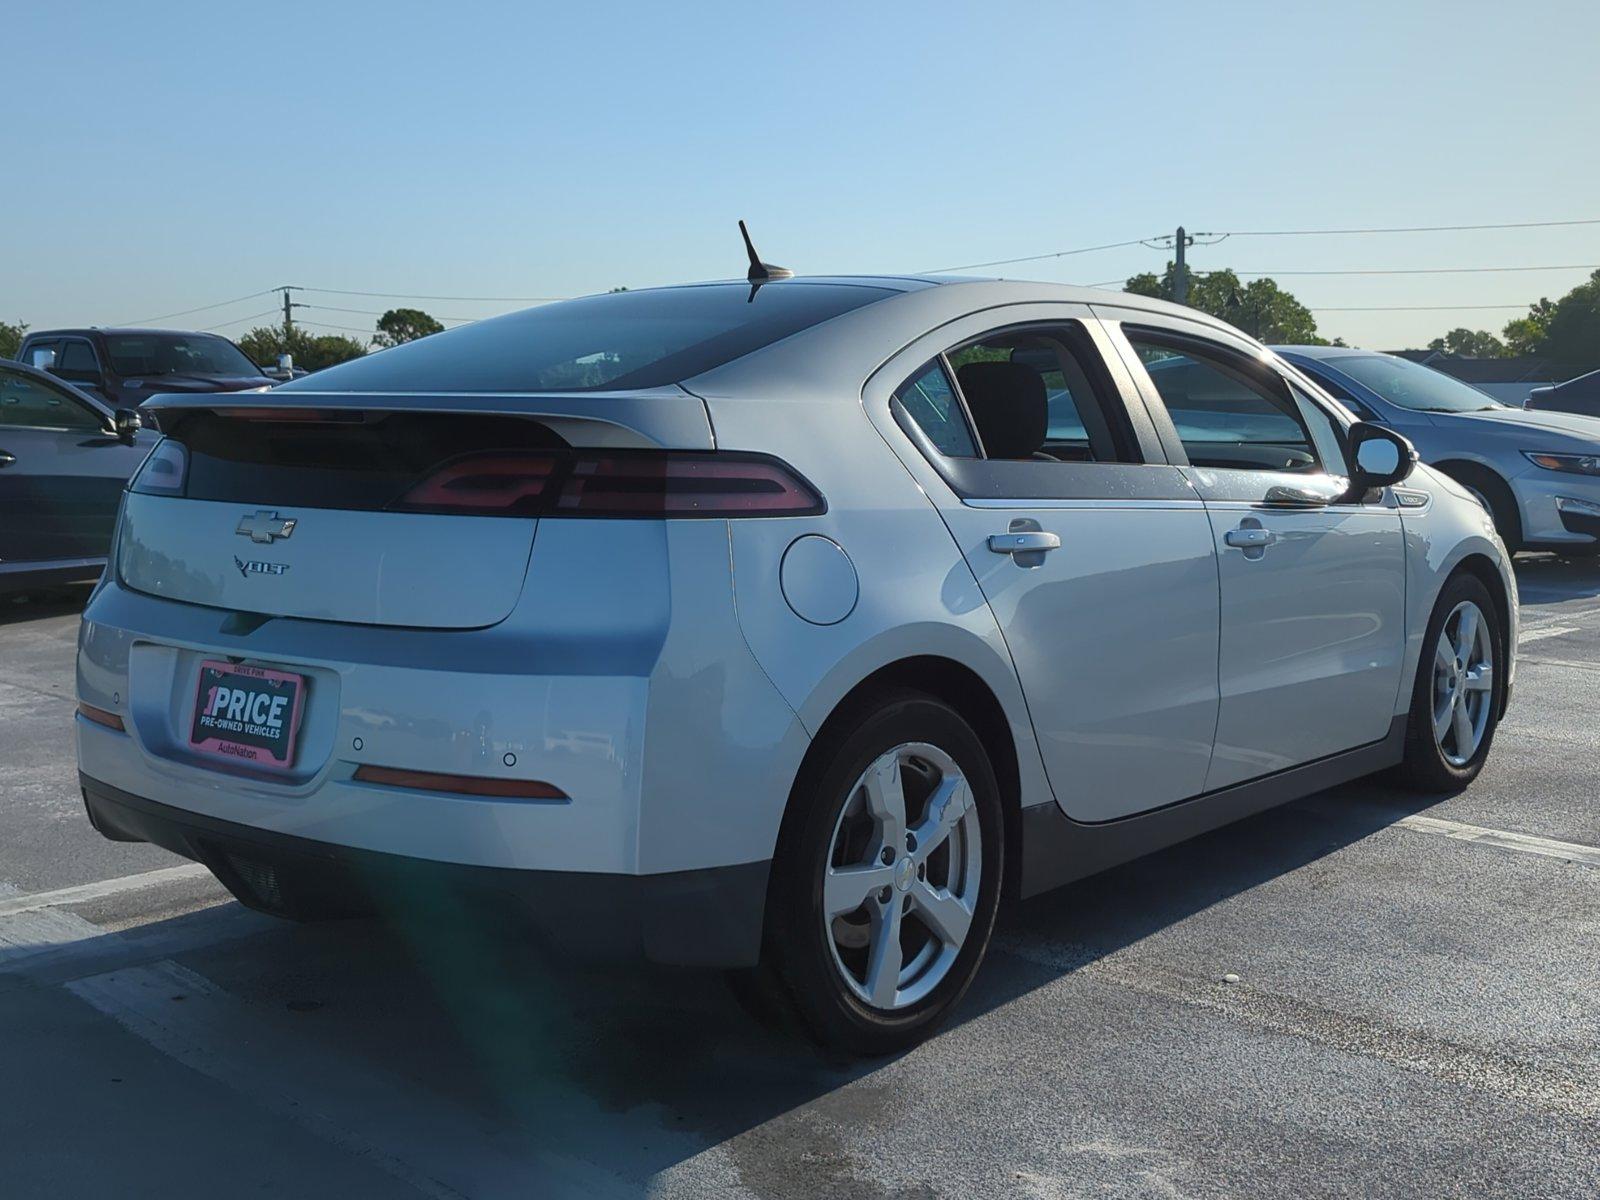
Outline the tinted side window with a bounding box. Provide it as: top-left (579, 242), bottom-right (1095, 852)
top-left (945, 325), bottom-right (1139, 464)
top-left (1126, 335), bottom-right (1320, 473)
top-left (0, 369), bottom-right (103, 430)
top-left (56, 340), bottom-right (103, 383)
top-left (894, 362), bottom-right (977, 457)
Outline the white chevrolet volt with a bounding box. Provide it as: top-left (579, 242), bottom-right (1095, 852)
top-left (76, 272), bottom-right (1516, 1052)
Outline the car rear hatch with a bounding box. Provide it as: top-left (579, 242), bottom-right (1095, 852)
top-left (120, 390), bottom-right (716, 629)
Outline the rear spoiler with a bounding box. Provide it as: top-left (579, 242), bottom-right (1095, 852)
top-left (139, 387), bottom-right (716, 450)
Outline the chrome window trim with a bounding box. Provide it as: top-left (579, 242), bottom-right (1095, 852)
top-left (961, 497), bottom-right (1204, 510)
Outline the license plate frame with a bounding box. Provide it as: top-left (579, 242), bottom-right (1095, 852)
top-left (189, 660), bottom-right (307, 770)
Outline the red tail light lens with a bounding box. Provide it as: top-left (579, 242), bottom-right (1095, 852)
top-left (391, 451), bottom-right (823, 519)
top-left (396, 454), bottom-right (560, 515)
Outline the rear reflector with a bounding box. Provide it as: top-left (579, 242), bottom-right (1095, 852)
top-left (78, 702), bottom-right (125, 731)
top-left (391, 450), bottom-right (824, 519)
top-left (352, 764), bottom-right (568, 800)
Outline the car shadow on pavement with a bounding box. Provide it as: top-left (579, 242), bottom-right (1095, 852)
top-left (1514, 554), bottom-right (1600, 604)
top-left (15, 772), bottom-right (1466, 1192)
top-left (0, 587), bottom-right (92, 628)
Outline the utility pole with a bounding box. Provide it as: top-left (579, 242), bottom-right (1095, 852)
top-left (1172, 226), bottom-right (1195, 306)
top-left (278, 286), bottom-right (304, 338)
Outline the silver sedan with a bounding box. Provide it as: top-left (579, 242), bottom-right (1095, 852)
top-left (77, 276), bottom-right (1515, 1053)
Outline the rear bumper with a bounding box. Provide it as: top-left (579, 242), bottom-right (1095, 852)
top-left (82, 773), bottom-right (770, 967)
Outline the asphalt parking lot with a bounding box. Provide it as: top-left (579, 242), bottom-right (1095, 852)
top-left (3, 560), bottom-right (1598, 1200)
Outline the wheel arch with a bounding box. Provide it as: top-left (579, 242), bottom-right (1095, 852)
top-left (1430, 459), bottom-right (1524, 548)
top-left (1449, 552), bottom-right (1514, 717)
top-left (775, 655), bottom-right (1026, 901)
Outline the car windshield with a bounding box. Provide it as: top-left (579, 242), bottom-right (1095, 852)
top-left (1330, 354), bottom-right (1503, 413)
top-left (105, 334), bottom-right (262, 378)
top-left (282, 281), bottom-right (899, 393)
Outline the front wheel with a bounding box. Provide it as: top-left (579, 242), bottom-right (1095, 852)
top-left (761, 692), bottom-right (1004, 1055)
top-left (1396, 573), bottom-right (1505, 792)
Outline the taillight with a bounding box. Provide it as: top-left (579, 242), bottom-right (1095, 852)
top-left (391, 451), bottom-right (823, 519)
top-left (129, 438), bottom-right (188, 496)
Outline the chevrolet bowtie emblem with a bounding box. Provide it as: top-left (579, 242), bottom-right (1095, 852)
top-left (236, 510), bottom-right (297, 544)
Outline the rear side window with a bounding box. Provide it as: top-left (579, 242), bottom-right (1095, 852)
top-left (942, 325), bottom-right (1139, 463)
top-left (282, 282), bottom-right (901, 394)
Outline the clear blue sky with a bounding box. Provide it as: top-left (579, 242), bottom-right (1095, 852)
top-left (9, 0), bottom-right (1598, 350)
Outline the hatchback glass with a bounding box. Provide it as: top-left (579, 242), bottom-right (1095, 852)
top-left (284, 282), bottom-right (900, 393)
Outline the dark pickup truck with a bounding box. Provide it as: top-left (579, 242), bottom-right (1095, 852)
top-left (16, 327), bottom-right (273, 408)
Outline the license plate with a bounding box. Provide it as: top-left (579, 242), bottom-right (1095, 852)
top-left (190, 660), bottom-right (306, 769)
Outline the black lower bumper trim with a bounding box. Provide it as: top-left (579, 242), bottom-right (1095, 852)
top-left (1556, 506), bottom-right (1600, 541)
top-left (81, 774), bottom-right (770, 968)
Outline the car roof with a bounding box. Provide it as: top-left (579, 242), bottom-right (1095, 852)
top-left (23, 328), bottom-right (241, 339)
top-left (1271, 344), bottom-right (1389, 360)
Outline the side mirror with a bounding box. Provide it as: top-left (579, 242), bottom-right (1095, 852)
top-left (113, 407), bottom-right (142, 444)
top-left (1346, 421), bottom-right (1416, 497)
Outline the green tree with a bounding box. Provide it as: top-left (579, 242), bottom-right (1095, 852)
top-left (0, 319), bottom-right (27, 360)
top-left (1501, 298), bottom-right (1556, 357)
top-left (1538, 269), bottom-right (1600, 375)
top-left (1427, 328), bottom-right (1506, 357)
top-left (372, 307), bottom-right (444, 348)
top-left (237, 326), bottom-right (367, 373)
top-left (1124, 264), bottom-right (1327, 344)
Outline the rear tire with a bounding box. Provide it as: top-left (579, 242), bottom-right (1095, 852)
top-left (1396, 573), bottom-right (1505, 793)
top-left (760, 691), bottom-right (1004, 1055)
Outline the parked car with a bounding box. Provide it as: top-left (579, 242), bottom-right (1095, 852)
top-left (77, 278), bottom-right (1516, 1053)
top-left (17, 328), bottom-right (274, 408)
top-left (0, 358), bottom-right (152, 591)
top-left (1276, 346), bottom-right (1600, 554)
top-left (1526, 367), bottom-right (1600, 421)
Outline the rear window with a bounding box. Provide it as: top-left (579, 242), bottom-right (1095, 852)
top-left (281, 282), bottom-right (900, 394)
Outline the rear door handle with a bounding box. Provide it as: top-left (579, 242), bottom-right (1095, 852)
top-left (989, 531), bottom-right (1062, 556)
top-left (0, 450), bottom-right (15, 467)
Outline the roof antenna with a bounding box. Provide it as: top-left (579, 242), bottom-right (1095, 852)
top-left (740, 220), bottom-right (793, 301)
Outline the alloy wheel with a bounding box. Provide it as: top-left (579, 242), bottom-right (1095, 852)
top-left (1431, 599), bottom-right (1494, 767)
top-left (822, 742), bottom-right (982, 1011)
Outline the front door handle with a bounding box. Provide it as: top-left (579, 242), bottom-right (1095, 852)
top-left (1224, 527), bottom-right (1276, 549)
top-left (0, 450), bottom-right (15, 467)
top-left (1225, 519), bottom-right (1278, 560)
top-left (989, 531), bottom-right (1062, 556)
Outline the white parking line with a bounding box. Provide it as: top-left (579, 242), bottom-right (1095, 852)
top-left (1391, 814), bottom-right (1600, 868)
top-left (1519, 624), bottom-right (1581, 644)
top-left (0, 863), bottom-right (213, 919)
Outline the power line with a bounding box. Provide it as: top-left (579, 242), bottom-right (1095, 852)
top-left (123, 289), bottom-right (280, 326)
top-left (198, 308), bottom-right (281, 332)
top-left (297, 286), bottom-right (569, 303)
top-left (1214, 217), bottom-right (1600, 237)
top-left (921, 238), bottom-right (1156, 274)
top-left (300, 302), bottom-right (476, 323)
top-left (1309, 303), bottom-right (1531, 312)
top-left (1232, 263), bottom-right (1600, 278)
